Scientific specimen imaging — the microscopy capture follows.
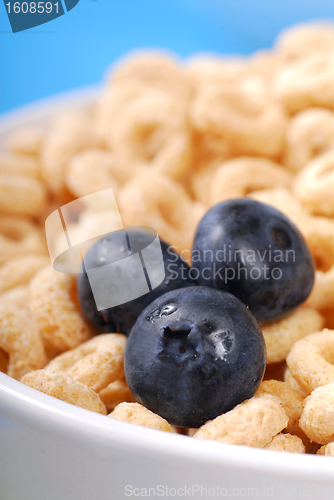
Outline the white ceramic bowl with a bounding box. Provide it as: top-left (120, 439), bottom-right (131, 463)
top-left (1, 91), bottom-right (334, 500)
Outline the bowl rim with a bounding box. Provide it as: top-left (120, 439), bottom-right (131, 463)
top-left (0, 89), bottom-right (333, 484)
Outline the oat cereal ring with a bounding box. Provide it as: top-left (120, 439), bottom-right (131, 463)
top-left (29, 267), bottom-right (93, 356)
top-left (6, 127), bottom-right (45, 156)
top-left (41, 110), bottom-right (98, 200)
top-left (110, 52), bottom-right (189, 101)
top-left (0, 153), bottom-right (41, 178)
top-left (184, 56), bottom-right (246, 91)
top-left (109, 402), bottom-right (175, 433)
top-left (99, 379), bottom-right (136, 412)
top-left (317, 442), bottom-right (334, 457)
top-left (264, 433), bottom-right (305, 453)
top-left (193, 394), bottom-right (288, 448)
top-left (306, 265), bottom-right (334, 311)
top-left (261, 307), bottom-right (324, 365)
top-left (45, 334), bottom-right (127, 393)
top-left (293, 150), bottom-right (334, 217)
top-left (105, 89), bottom-right (191, 180)
top-left (273, 53), bottom-right (334, 114)
top-left (284, 108), bottom-right (334, 171)
top-left (275, 23), bottom-right (334, 61)
top-left (21, 370), bottom-right (107, 415)
top-left (0, 216), bottom-right (47, 266)
top-left (283, 367), bottom-right (308, 397)
top-left (119, 170), bottom-right (206, 254)
top-left (66, 149), bottom-right (131, 201)
top-left (190, 79), bottom-right (287, 158)
top-left (255, 380), bottom-right (305, 436)
top-left (299, 382), bottom-right (334, 445)
top-left (287, 329), bottom-right (334, 394)
top-left (0, 254), bottom-right (49, 294)
top-left (0, 174), bottom-right (47, 217)
top-left (0, 291), bottom-right (47, 380)
top-left (208, 157), bottom-right (292, 206)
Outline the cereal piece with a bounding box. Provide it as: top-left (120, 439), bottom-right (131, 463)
top-left (208, 157), bottom-right (291, 205)
top-left (190, 161), bottom-right (220, 204)
top-left (0, 174), bottom-right (47, 217)
top-left (103, 88), bottom-right (191, 180)
top-left (109, 402), bottom-right (175, 433)
top-left (306, 265), bottom-right (334, 311)
top-left (0, 153), bottom-right (41, 178)
top-left (0, 254), bottom-right (49, 293)
top-left (287, 329), bottom-right (334, 394)
top-left (273, 53), bottom-right (334, 114)
top-left (99, 378), bottom-right (136, 412)
top-left (190, 78), bottom-right (287, 157)
top-left (41, 110), bottom-right (97, 199)
top-left (119, 170), bottom-right (206, 254)
top-left (29, 267), bottom-right (93, 355)
top-left (317, 442), bottom-right (334, 457)
top-left (193, 394), bottom-right (288, 448)
top-left (184, 56), bottom-right (246, 90)
top-left (283, 367), bottom-right (308, 397)
top-left (66, 149), bottom-right (129, 200)
top-left (299, 383), bottom-right (334, 445)
top-left (7, 127), bottom-right (45, 156)
top-left (0, 290), bottom-right (47, 380)
top-left (261, 307), bottom-right (324, 365)
top-left (256, 380), bottom-right (305, 436)
top-left (264, 433), bottom-right (305, 453)
top-left (110, 52), bottom-right (189, 101)
top-left (293, 150), bottom-right (334, 217)
top-left (284, 108), bottom-right (334, 171)
top-left (275, 23), bottom-right (334, 61)
top-left (45, 334), bottom-right (127, 393)
top-left (21, 370), bottom-right (107, 415)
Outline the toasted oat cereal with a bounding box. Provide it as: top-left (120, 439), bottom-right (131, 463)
top-left (261, 307), bottom-right (324, 364)
top-left (293, 150), bottom-right (334, 216)
top-left (0, 289), bottom-right (47, 379)
top-left (21, 369), bottom-right (107, 414)
top-left (0, 174), bottom-right (47, 217)
top-left (256, 380), bottom-right (305, 436)
top-left (287, 329), bottom-right (334, 394)
top-left (193, 394), bottom-right (288, 448)
top-left (0, 153), bottom-right (41, 178)
top-left (283, 367), bottom-right (308, 397)
top-left (284, 108), bottom-right (334, 171)
top-left (299, 382), bottom-right (334, 445)
top-left (273, 53), bottom-right (334, 114)
top-left (45, 334), bottom-right (127, 393)
top-left (99, 378), bottom-right (136, 412)
top-left (208, 157), bottom-right (292, 205)
top-left (317, 442), bottom-right (334, 457)
top-left (275, 23), bottom-right (334, 61)
top-left (6, 127), bottom-right (45, 156)
top-left (264, 433), bottom-right (305, 453)
top-left (109, 402), bottom-right (175, 433)
top-left (29, 267), bottom-right (93, 356)
top-left (0, 254), bottom-right (49, 293)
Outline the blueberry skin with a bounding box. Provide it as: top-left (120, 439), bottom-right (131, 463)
top-left (124, 286), bottom-right (266, 428)
top-left (77, 230), bottom-right (195, 336)
top-left (192, 198), bottom-right (315, 323)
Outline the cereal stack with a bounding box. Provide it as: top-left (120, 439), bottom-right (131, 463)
top-left (1, 22), bottom-right (334, 455)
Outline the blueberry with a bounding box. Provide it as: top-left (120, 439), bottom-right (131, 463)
top-left (77, 230), bottom-right (195, 335)
top-left (192, 198), bottom-right (315, 323)
top-left (124, 286), bottom-right (266, 428)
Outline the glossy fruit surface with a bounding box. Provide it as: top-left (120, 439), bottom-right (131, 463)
top-left (192, 198), bottom-right (315, 322)
top-left (77, 230), bottom-right (195, 335)
top-left (125, 286), bottom-right (266, 428)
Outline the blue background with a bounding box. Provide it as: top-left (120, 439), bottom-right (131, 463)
top-left (0, 0), bottom-right (334, 114)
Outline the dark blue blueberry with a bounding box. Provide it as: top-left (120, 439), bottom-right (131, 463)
top-left (124, 286), bottom-right (266, 428)
top-left (77, 230), bottom-right (195, 335)
top-left (192, 198), bottom-right (315, 323)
